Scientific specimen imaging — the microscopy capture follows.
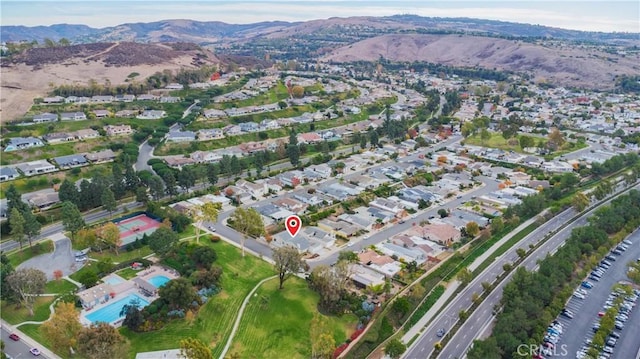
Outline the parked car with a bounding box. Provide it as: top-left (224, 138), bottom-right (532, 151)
top-left (581, 281), bottom-right (594, 289)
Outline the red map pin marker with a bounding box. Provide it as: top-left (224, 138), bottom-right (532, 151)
top-left (285, 215), bottom-right (302, 238)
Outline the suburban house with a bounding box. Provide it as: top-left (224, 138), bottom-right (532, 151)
top-left (376, 242), bottom-right (427, 265)
top-left (164, 156), bottom-right (196, 168)
top-left (137, 94), bottom-right (158, 101)
top-left (115, 94), bottom-right (136, 102)
top-left (297, 132), bottom-right (323, 144)
top-left (53, 154), bottom-right (89, 169)
top-left (166, 131), bottom-right (196, 142)
top-left (60, 112), bottom-right (87, 121)
top-left (349, 264), bottom-right (386, 289)
top-left (239, 141), bottom-right (267, 155)
top-left (317, 218), bottom-right (360, 238)
top-left (278, 171), bottom-right (303, 187)
top-left (239, 122), bottom-right (260, 133)
top-left (164, 83), bottom-right (183, 90)
top-left (32, 112), bottom-right (58, 123)
top-left (43, 132), bottom-right (76, 144)
top-left (160, 96), bottom-right (180, 103)
top-left (197, 129), bottom-right (224, 141)
top-left (115, 110), bottom-right (137, 118)
top-left (236, 179), bottom-right (268, 198)
top-left (0, 167), bottom-right (20, 182)
top-left (74, 129), bottom-right (100, 140)
top-left (42, 96), bottom-right (64, 104)
top-left (104, 124), bottom-right (133, 136)
top-left (190, 150), bottom-right (222, 163)
top-left (137, 110), bottom-right (166, 119)
top-left (358, 250), bottom-right (402, 277)
top-left (93, 110), bottom-right (111, 118)
top-left (4, 137), bottom-right (45, 152)
top-left (91, 95), bottom-right (114, 103)
top-left (203, 109), bottom-right (227, 119)
top-left (369, 198), bottom-right (405, 217)
top-left (85, 149), bottom-right (116, 163)
top-left (78, 283), bottom-right (114, 309)
top-left (27, 192), bottom-right (60, 211)
top-left (272, 197), bottom-right (307, 214)
top-left (16, 160), bottom-right (58, 176)
top-left (305, 164), bottom-right (332, 178)
top-left (223, 125), bottom-right (242, 136)
top-left (412, 223), bottom-right (462, 246)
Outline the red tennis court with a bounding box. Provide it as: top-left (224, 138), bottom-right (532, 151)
top-left (115, 214), bottom-right (162, 246)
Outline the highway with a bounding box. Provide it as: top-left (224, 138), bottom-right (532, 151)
top-left (403, 181), bottom-right (639, 359)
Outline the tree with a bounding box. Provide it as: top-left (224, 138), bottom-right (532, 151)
top-left (457, 267), bottom-right (473, 285)
top-left (516, 248), bottom-right (526, 258)
top-left (61, 201), bottom-right (85, 240)
top-left (369, 128), bottom-right (379, 147)
top-left (310, 312), bottom-right (335, 359)
top-left (148, 227), bottom-right (179, 255)
top-left (337, 251), bottom-right (358, 263)
top-left (124, 165), bottom-right (140, 191)
top-left (76, 269), bottom-right (98, 288)
top-left (385, 339), bottom-right (407, 359)
top-left (308, 262), bottom-right (350, 313)
top-left (360, 135), bottom-right (368, 149)
top-left (1, 255), bottom-right (15, 302)
top-left (490, 217), bottom-right (504, 234)
top-left (58, 179), bottom-right (80, 206)
top-left (229, 207), bottom-right (265, 257)
top-left (288, 143), bottom-right (301, 166)
top-left (180, 338), bottom-right (212, 359)
top-left (96, 222), bottom-right (121, 255)
top-left (291, 85), bottom-right (304, 98)
top-left (547, 128), bottom-right (565, 151)
top-left (519, 135), bottom-right (535, 149)
top-left (77, 323), bottom-right (129, 359)
top-left (206, 164), bottom-right (219, 186)
top-left (162, 171), bottom-right (178, 196)
top-left (465, 221), bottom-right (480, 238)
top-left (40, 302), bottom-right (82, 354)
top-left (230, 155), bottom-right (242, 176)
top-left (480, 128), bottom-right (491, 145)
top-left (178, 167), bottom-right (197, 191)
top-left (6, 268), bottom-right (46, 316)
top-left (6, 184), bottom-right (27, 215)
top-left (135, 186), bottom-right (149, 203)
top-left (149, 176), bottom-right (165, 200)
top-left (192, 202), bottom-right (221, 243)
top-left (101, 188), bottom-right (117, 218)
top-left (437, 209), bottom-right (448, 218)
top-left (120, 297), bottom-right (144, 331)
top-left (22, 210), bottom-right (41, 248)
top-left (572, 192), bottom-right (590, 212)
top-left (273, 246), bottom-right (304, 289)
top-left (9, 208), bottom-right (25, 249)
top-left (461, 122), bottom-right (476, 138)
top-left (158, 277), bottom-right (199, 309)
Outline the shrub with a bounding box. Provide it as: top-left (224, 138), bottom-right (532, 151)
top-left (210, 235), bottom-right (221, 242)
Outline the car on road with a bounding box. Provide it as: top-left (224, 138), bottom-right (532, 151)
top-left (208, 226), bottom-right (216, 232)
top-left (29, 348), bottom-right (41, 356)
top-left (9, 333), bottom-right (20, 341)
top-left (436, 328), bottom-right (446, 337)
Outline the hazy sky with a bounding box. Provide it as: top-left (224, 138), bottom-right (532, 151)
top-left (2, 1), bottom-right (639, 32)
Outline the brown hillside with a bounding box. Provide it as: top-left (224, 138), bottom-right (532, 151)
top-left (323, 34), bottom-right (640, 89)
top-left (0, 42), bottom-right (219, 122)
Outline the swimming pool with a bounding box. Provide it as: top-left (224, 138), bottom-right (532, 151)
top-left (85, 293), bottom-right (149, 324)
top-left (103, 276), bottom-right (124, 286)
top-left (148, 275), bottom-right (170, 288)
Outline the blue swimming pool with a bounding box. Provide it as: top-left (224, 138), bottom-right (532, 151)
top-left (148, 275), bottom-right (170, 288)
top-left (85, 293), bottom-right (149, 324)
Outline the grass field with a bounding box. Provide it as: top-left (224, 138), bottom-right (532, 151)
top-left (229, 277), bottom-right (357, 359)
top-left (122, 240), bottom-right (276, 358)
top-left (88, 245), bottom-right (153, 264)
top-left (7, 240), bottom-right (54, 267)
top-left (116, 267), bottom-right (141, 280)
top-left (44, 279), bottom-right (78, 294)
top-left (464, 132), bottom-right (540, 153)
top-left (0, 296), bottom-right (54, 325)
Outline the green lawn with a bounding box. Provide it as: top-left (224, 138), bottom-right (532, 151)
top-left (122, 240), bottom-right (276, 358)
top-left (44, 279), bottom-right (78, 294)
top-left (116, 267), bottom-right (141, 280)
top-left (0, 296), bottom-right (54, 325)
top-left (17, 323), bottom-right (71, 359)
top-left (89, 246), bottom-right (153, 264)
top-left (464, 132), bottom-right (538, 153)
top-left (7, 240), bottom-right (54, 267)
top-left (229, 277), bottom-right (357, 359)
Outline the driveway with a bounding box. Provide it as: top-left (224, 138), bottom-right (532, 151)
top-left (17, 233), bottom-right (82, 281)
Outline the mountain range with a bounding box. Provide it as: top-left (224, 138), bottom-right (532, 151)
top-left (2, 15), bottom-right (638, 45)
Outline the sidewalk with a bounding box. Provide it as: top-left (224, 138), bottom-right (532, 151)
top-left (2, 319), bottom-right (62, 359)
top-left (400, 212), bottom-right (541, 344)
top-left (402, 281), bottom-right (460, 343)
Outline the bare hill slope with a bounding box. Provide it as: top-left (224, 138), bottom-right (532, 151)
top-left (1, 42), bottom-right (219, 122)
top-left (323, 34), bottom-right (640, 88)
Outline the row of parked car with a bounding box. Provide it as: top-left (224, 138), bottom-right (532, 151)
top-left (578, 286), bottom-right (639, 359)
top-left (588, 239), bottom-right (633, 283)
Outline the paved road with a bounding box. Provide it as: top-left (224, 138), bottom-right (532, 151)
top-left (208, 135), bottom-right (465, 266)
top-left (554, 229), bottom-right (640, 359)
top-left (0, 201), bottom-right (142, 253)
top-left (1, 323), bottom-right (54, 359)
top-left (16, 235), bottom-right (81, 280)
top-left (403, 182), bottom-right (639, 359)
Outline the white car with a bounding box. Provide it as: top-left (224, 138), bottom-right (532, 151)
top-left (573, 292), bottom-right (585, 299)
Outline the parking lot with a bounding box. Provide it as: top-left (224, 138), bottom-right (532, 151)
top-left (544, 229), bottom-right (640, 358)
